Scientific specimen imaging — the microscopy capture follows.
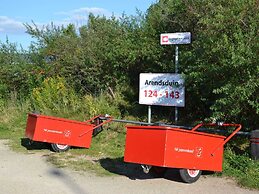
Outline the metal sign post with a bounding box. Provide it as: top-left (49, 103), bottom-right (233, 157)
top-left (175, 45), bottom-right (179, 123)
top-left (148, 105), bottom-right (151, 123)
top-left (160, 32), bottom-right (191, 124)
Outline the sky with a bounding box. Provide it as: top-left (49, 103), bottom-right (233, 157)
top-left (0, 0), bottom-right (156, 49)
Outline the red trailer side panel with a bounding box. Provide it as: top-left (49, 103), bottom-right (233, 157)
top-left (164, 129), bottom-right (224, 171)
top-left (124, 126), bottom-right (167, 167)
top-left (25, 114), bottom-right (94, 148)
top-left (124, 125), bottom-right (225, 172)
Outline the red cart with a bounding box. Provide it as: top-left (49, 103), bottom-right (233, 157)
top-left (124, 123), bottom-right (242, 183)
top-left (25, 113), bottom-right (112, 152)
top-left (25, 113), bottom-right (242, 183)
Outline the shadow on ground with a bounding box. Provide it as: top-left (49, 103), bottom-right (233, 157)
top-left (48, 167), bottom-right (88, 194)
top-left (21, 138), bottom-right (50, 151)
top-left (99, 157), bottom-right (185, 183)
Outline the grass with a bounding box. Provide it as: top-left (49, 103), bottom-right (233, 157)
top-left (219, 147), bottom-right (259, 189)
top-left (45, 127), bottom-right (127, 176)
top-left (0, 100), bottom-right (128, 176)
top-left (0, 100), bottom-right (29, 150)
top-left (0, 101), bottom-right (258, 189)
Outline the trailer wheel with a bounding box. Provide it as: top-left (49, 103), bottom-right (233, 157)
top-left (179, 169), bottom-right (202, 183)
top-left (51, 143), bottom-right (70, 152)
top-left (150, 166), bottom-right (167, 177)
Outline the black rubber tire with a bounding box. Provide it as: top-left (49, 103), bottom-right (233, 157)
top-left (51, 143), bottom-right (70, 152)
top-left (150, 166), bottom-right (167, 178)
top-left (179, 169), bottom-right (202, 183)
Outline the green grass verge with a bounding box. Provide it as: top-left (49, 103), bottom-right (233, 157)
top-left (220, 147), bottom-right (259, 189)
top-left (0, 101), bottom-right (29, 150)
top-left (45, 127), bottom-right (127, 176)
top-left (0, 104), bottom-right (258, 189)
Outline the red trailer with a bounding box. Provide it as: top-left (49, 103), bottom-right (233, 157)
top-left (124, 123), bottom-right (241, 183)
top-left (25, 113), bottom-right (112, 152)
top-left (25, 113), bottom-right (242, 183)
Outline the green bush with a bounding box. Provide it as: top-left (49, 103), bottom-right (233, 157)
top-left (30, 76), bottom-right (123, 120)
top-left (82, 94), bottom-right (120, 118)
top-left (31, 76), bottom-right (81, 116)
top-left (222, 147), bottom-right (259, 189)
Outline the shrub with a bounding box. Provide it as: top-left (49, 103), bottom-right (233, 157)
top-left (30, 76), bottom-right (123, 120)
top-left (82, 94), bottom-right (120, 118)
top-left (31, 76), bottom-right (80, 116)
top-left (222, 147), bottom-right (259, 189)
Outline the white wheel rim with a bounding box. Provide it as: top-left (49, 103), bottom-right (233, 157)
top-left (187, 169), bottom-right (200, 178)
top-left (56, 144), bottom-right (69, 150)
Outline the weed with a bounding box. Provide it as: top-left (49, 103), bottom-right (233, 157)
top-left (219, 147), bottom-right (259, 189)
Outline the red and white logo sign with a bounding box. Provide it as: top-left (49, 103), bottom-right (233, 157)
top-left (160, 32), bottom-right (191, 45)
top-left (161, 35), bottom-right (169, 43)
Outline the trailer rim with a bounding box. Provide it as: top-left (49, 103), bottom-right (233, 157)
top-left (187, 169), bottom-right (200, 178)
top-left (179, 169), bottom-right (202, 183)
top-left (51, 143), bottom-right (70, 152)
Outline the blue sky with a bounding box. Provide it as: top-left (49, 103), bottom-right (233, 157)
top-left (0, 0), bottom-right (156, 49)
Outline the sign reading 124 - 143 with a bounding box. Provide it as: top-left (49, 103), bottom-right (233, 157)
top-left (139, 73), bottom-right (185, 107)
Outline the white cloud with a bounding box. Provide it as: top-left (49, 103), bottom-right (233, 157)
top-left (55, 7), bottom-right (113, 27)
top-left (75, 7), bottom-right (112, 17)
top-left (0, 16), bottom-right (25, 34)
top-left (0, 7), bottom-right (114, 36)
top-left (57, 7), bottom-right (112, 17)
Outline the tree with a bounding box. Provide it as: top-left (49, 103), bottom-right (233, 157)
top-left (0, 40), bottom-right (40, 99)
top-left (23, 1), bottom-right (258, 129)
top-left (144, 0), bottom-right (258, 128)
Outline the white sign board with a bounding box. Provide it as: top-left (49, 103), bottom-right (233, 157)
top-left (139, 73), bottom-right (185, 107)
top-left (160, 32), bottom-right (191, 45)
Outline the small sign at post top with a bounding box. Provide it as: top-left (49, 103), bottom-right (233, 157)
top-left (160, 32), bottom-right (191, 45)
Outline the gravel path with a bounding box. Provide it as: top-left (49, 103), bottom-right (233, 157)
top-left (0, 140), bottom-right (258, 194)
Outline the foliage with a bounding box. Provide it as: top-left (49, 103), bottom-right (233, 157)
top-left (0, 40), bottom-right (45, 100)
top-left (31, 76), bottom-right (80, 116)
top-left (25, 17), bottom-right (142, 95)
top-left (0, 96), bottom-right (30, 141)
top-left (0, 1), bottom-right (258, 129)
top-left (144, 0), bottom-right (259, 128)
top-left (189, 0), bottom-right (259, 128)
top-left (222, 147), bottom-right (259, 189)
top-left (30, 76), bottom-right (124, 119)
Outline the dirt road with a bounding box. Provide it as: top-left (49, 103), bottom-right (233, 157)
top-left (0, 140), bottom-right (257, 194)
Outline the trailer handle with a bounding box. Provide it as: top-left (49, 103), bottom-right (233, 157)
top-left (92, 116), bottom-right (113, 130)
top-left (191, 123), bottom-right (242, 146)
top-left (79, 115), bottom-right (113, 137)
top-left (191, 123), bottom-right (242, 156)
